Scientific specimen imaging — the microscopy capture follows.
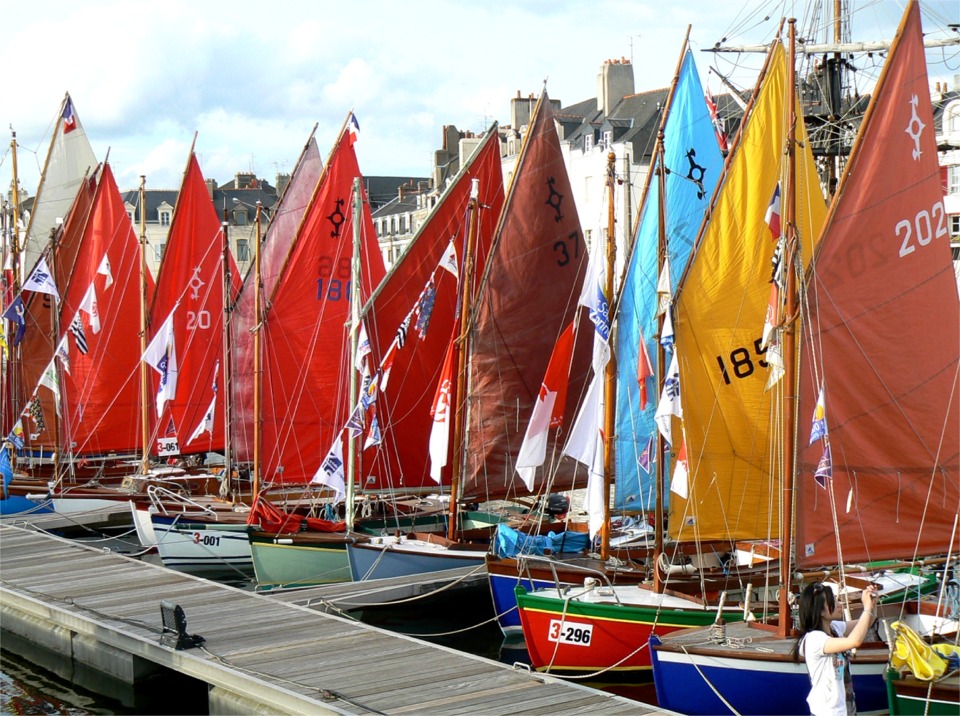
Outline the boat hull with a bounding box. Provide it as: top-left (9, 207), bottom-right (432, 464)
top-left (650, 626), bottom-right (889, 715)
top-left (347, 536), bottom-right (485, 581)
top-left (516, 585), bottom-right (734, 678)
top-left (886, 669), bottom-right (960, 715)
top-left (151, 514), bottom-right (253, 578)
top-left (248, 531), bottom-right (356, 589)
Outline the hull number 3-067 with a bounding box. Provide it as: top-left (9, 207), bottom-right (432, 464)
top-left (547, 619), bottom-right (593, 646)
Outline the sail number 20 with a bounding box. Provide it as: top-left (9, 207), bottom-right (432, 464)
top-left (716, 339), bottom-right (768, 385)
top-left (897, 201), bottom-right (948, 258)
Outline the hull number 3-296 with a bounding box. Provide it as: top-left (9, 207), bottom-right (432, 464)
top-left (547, 619), bottom-right (593, 646)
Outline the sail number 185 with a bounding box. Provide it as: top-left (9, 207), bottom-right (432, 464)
top-left (716, 338), bottom-right (768, 385)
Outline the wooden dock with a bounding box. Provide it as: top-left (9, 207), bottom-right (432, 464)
top-left (0, 525), bottom-right (668, 714)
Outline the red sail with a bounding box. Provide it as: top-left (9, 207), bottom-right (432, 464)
top-left (231, 136), bottom-right (323, 464)
top-left (147, 153), bottom-right (240, 455)
top-left (463, 93), bottom-right (592, 501)
top-left (362, 127), bottom-right (504, 491)
top-left (259, 125), bottom-right (386, 485)
top-left (795, 1), bottom-right (960, 567)
top-left (18, 174), bottom-right (97, 451)
top-left (57, 164), bottom-right (155, 454)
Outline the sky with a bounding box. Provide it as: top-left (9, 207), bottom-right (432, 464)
top-left (2, 0), bottom-right (958, 195)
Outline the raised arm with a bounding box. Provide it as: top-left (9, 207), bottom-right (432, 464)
top-left (823, 585), bottom-right (878, 655)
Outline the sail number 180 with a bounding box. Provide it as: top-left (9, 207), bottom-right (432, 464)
top-left (716, 339), bottom-right (768, 385)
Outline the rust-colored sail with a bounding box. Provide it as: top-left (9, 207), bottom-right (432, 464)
top-left (147, 153), bottom-right (240, 455)
top-left (231, 136), bottom-right (323, 464)
top-left (463, 93), bottom-right (591, 501)
top-left (259, 124), bottom-right (385, 486)
top-left (362, 127), bottom-right (504, 491)
top-left (795, 0), bottom-right (960, 567)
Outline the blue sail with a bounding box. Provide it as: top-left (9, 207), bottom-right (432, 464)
top-left (614, 51), bottom-right (724, 511)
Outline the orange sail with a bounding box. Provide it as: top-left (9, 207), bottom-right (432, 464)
top-left (463, 93), bottom-right (592, 501)
top-left (361, 127), bottom-right (504, 491)
top-left (259, 122), bottom-right (386, 486)
top-left (146, 153), bottom-right (240, 456)
top-left (795, 0), bottom-right (960, 567)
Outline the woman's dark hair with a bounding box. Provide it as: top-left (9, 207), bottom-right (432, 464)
top-left (792, 582), bottom-right (835, 660)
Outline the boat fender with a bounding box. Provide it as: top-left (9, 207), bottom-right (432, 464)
top-left (276, 538), bottom-right (293, 545)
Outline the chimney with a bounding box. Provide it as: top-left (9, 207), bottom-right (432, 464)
top-left (276, 173), bottom-right (290, 197)
top-left (205, 178), bottom-right (217, 199)
top-left (597, 58), bottom-right (635, 115)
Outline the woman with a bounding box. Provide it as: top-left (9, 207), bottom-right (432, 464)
top-left (795, 582), bottom-right (878, 716)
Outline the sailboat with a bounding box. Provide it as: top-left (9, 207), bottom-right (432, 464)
top-left (134, 144), bottom-right (251, 578)
top-left (512, 35), bottom-right (764, 676)
top-left (345, 124), bottom-right (507, 581)
top-left (649, 3), bottom-right (959, 713)
top-left (244, 114), bottom-right (387, 589)
top-left (491, 38), bottom-right (727, 639)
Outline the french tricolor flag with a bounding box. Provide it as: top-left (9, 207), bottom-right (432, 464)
top-left (62, 97), bottom-right (77, 134)
top-left (346, 112), bottom-right (360, 146)
top-left (764, 182), bottom-right (781, 238)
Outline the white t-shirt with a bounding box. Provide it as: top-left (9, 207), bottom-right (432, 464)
top-left (800, 621), bottom-right (855, 716)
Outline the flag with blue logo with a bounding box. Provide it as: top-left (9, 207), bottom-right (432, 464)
top-left (2, 296), bottom-right (26, 346)
top-left (809, 385), bottom-right (828, 444)
top-left (814, 443), bottom-right (832, 488)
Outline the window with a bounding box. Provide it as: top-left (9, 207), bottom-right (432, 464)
top-left (950, 215), bottom-right (960, 237)
top-left (947, 102), bottom-right (960, 133)
top-left (234, 209), bottom-right (248, 226)
top-left (603, 130), bottom-right (613, 147)
top-left (127, 210), bottom-right (135, 224)
top-left (236, 239), bottom-right (250, 262)
top-left (584, 133), bottom-right (594, 152)
top-left (159, 210), bottom-right (171, 227)
top-left (948, 166), bottom-right (960, 196)
top-left (154, 243), bottom-right (166, 262)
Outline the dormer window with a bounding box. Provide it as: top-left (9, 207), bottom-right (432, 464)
top-left (584, 133), bottom-right (594, 152)
top-left (159, 210), bottom-right (171, 227)
top-left (603, 130), bottom-right (613, 147)
top-left (234, 208), bottom-right (248, 226)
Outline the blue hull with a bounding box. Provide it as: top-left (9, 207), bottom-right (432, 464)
top-left (347, 542), bottom-right (483, 581)
top-left (649, 634), bottom-right (888, 715)
top-left (0, 496), bottom-right (54, 516)
top-left (487, 570), bottom-right (555, 637)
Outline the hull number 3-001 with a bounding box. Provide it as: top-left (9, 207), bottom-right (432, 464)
top-left (547, 619), bottom-right (593, 646)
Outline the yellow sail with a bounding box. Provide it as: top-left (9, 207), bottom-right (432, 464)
top-left (668, 42), bottom-right (827, 542)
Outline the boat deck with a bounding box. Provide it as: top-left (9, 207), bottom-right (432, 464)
top-left (0, 525), bottom-right (666, 714)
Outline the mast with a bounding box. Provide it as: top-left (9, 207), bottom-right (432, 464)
top-left (138, 176), bottom-right (150, 475)
top-left (221, 218), bottom-right (233, 495)
top-left (600, 152), bottom-right (616, 561)
top-left (652, 131), bottom-right (668, 592)
top-left (9, 130), bottom-right (21, 291)
top-left (778, 18), bottom-right (800, 638)
top-left (447, 178), bottom-right (480, 541)
top-left (346, 177), bottom-right (362, 532)
top-left (252, 201), bottom-right (263, 499)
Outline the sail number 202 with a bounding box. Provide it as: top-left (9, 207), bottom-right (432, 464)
top-left (547, 619), bottom-right (593, 646)
top-left (897, 201), bottom-right (947, 258)
top-left (716, 338), bottom-right (768, 385)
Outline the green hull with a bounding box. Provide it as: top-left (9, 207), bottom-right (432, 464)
top-left (886, 669), bottom-right (960, 715)
top-left (249, 535), bottom-right (352, 590)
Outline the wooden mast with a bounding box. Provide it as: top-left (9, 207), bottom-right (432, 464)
top-left (446, 178), bottom-right (480, 542)
top-left (346, 177), bottom-right (363, 533)
top-left (221, 216), bottom-right (233, 497)
top-left (599, 151), bottom-right (616, 561)
top-left (777, 17), bottom-right (800, 638)
top-left (251, 200), bottom-right (263, 500)
top-left (138, 176), bottom-right (150, 475)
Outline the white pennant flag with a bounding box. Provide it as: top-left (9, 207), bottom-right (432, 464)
top-left (97, 254), bottom-right (114, 289)
top-left (354, 321), bottom-right (371, 374)
top-left (656, 257), bottom-right (672, 317)
top-left (428, 341), bottom-right (456, 483)
top-left (38, 357), bottom-right (61, 415)
top-left (188, 395), bottom-right (217, 443)
top-left (655, 351), bottom-right (682, 446)
top-left (311, 431), bottom-right (346, 503)
top-left (23, 256), bottom-right (60, 302)
top-left (562, 373), bottom-right (606, 538)
top-left (670, 437), bottom-right (689, 498)
top-left (142, 310), bottom-right (178, 416)
top-left (438, 240), bottom-right (459, 278)
top-left (79, 283), bottom-right (100, 333)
